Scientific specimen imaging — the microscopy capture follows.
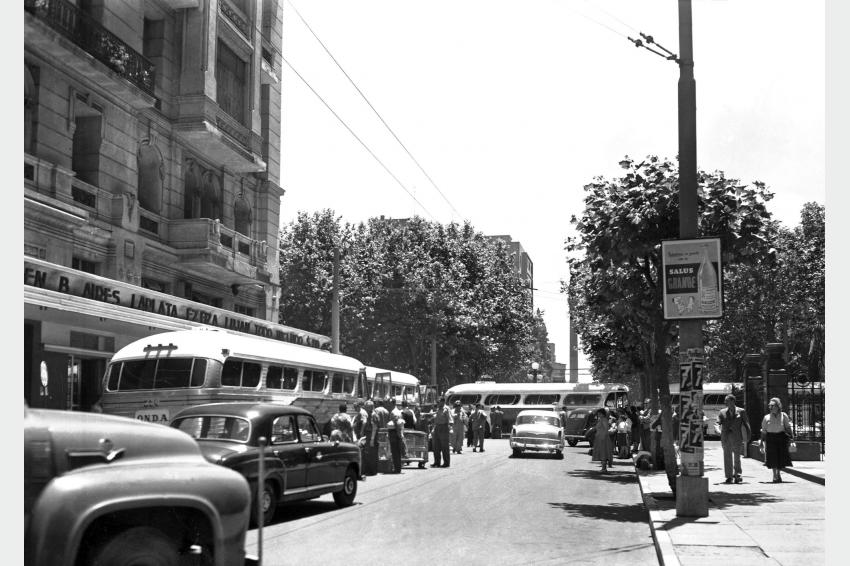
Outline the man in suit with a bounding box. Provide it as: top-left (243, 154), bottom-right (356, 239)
top-left (717, 393), bottom-right (752, 484)
top-left (471, 403), bottom-right (488, 452)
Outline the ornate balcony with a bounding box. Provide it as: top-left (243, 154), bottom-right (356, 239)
top-left (167, 218), bottom-right (270, 282)
top-left (25, 0), bottom-right (155, 107)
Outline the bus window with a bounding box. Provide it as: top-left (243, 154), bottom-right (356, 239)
top-left (563, 394), bottom-right (601, 406)
top-left (485, 394), bottom-right (520, 406)
top-left (221, 360), bottom-right (241, 386)
top-left (302, 369), bottom-right (327, 392)
top-left (392, 385), bottom-right (403, 397)
top-left (524, 394), bottom-right (560, 405)
top-left (447, 394), bottom-right (480, 406)
top-left (154, 358), bottom-right (194, 389)
top-left (330, 372), bottom-right (355, 394)
top-left (266, 365), bottom-right (298, 390)
top-left (190, 359), bottom-right (207, 387)
top-left (221, 360), bottom-right (261, 388)
top-left (119, 359), bottom-right (157, 390)
top-left (343, 373), bottom-right (355, 394)
top-left (106, 363), bottom-right (121, 391)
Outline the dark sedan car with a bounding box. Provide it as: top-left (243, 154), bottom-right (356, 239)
top-left (171, 402), bottom-right (361, 526)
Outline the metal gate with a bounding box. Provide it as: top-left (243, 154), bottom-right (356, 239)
top-left (787, 376), bottom-right (825, 453)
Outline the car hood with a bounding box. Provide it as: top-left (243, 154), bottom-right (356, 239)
top-left (513, 423), bottom-right (560, 435)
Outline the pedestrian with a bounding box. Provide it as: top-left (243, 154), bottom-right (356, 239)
top-left (329, 403), bottom-right (354, 443)
top-left (471, 403), bottom-right (487, 452)
top-left (639, 398), bottom-right (653, 452)
top-left (465, 404), bottom-right (475, 448)
top-left (360, 400), bottom-right (378, 476)
top-left (490, 405), bottom-right (504, 439)
top-left (431, 397), bottom-right (453, 467)
top-left (758, 397), bottom-right (794, 483)
top-left (386, 402), bottom-right (404, 473)
top-left (351, 398), bottom-right (368, 442)
top-left (716, 393), bottom-right (751, 484)
top-left (591, 407), bottom-right (614, 473)
top-left (451, 400), bottom-right (468, 454)
top-left (628, 405), bottom-right (641, 453)
top-left (400, 399), bottom-right (417, 429)
top-left (615, 411), bottom-right (631, 459)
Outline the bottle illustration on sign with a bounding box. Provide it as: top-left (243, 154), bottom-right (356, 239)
top-left (697, 244), bottom-right (718, 313)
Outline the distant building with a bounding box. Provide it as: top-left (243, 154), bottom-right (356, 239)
top-left (486, 235), bottom-right (533, 288)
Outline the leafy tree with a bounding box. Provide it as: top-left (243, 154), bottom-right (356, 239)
top-left (278, 213), bottom-right (539, 391)
top-left (565, 156), bottom-right (774, 491)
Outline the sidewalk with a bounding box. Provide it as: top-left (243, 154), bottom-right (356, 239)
top-left (635, 442), bottom-right (825, 566)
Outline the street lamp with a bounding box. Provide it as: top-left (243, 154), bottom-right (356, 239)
top-left (530, 362), bottom-right (540, 383)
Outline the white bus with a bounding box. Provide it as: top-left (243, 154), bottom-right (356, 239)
top-left (443, 382), bottom-right (630, 442)
top-left (98, 328), bottom-right (421, 429)
top-left (669, 381), bottom-right (743, 438)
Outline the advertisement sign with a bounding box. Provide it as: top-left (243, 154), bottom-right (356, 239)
top-left (662, 238), bottom-right (722, 319)
top-left (678, 352), bottom-right (705, 476)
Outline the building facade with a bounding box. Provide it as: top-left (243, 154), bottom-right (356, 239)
top-left (23, 0), bottom-right (323, 412)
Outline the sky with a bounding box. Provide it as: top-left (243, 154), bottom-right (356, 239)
top-left (275, 0), bottom-right (825, 372)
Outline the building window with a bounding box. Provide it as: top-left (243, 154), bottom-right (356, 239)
top-left (191, 290), bottom-right (222, 308)
top-left (234, 196), bottom-right (252, 236)
top-left (216, 40), bottom-right (247, 125)
top-left (137, 143), bottom-right (163, 213)
top-left (72, 257), bottom-right (98, 274)
top-left (141, 277), bottom-right (169, 294)
top-left (233, 304), bottom-right (256, 317)
top-left (72, 113), bottom-right (102, 186)
top-left (25, 65), bottom-right (39, 153)
top-left (183, 159), bottom-right (221, 220)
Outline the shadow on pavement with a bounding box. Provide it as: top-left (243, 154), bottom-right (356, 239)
top-left (566, 469), bottom-right (638, 484)
top-left (708, 491), bottom-right (783, 508)
top-left (547, 501), bottom-right (648, 523)
top-left (263, 500), bottom-right (346, 527)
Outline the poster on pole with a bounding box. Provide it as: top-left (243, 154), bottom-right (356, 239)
top-left (678, 353), bottom-right (705, 477)
top-left (662, 238), bottom-right (723, 319)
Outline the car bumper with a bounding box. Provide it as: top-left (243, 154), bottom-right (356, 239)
top-left (510, 438), bottom-right (563, 451)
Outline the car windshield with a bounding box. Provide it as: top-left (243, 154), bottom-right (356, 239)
top-left (516, 414), bottom-right (560, 427)
top-left (174, 416), bottom-right (251, 443)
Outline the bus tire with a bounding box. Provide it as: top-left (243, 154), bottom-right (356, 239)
top-left (512, 448), bottom-right (522, 458)
top-left (566, 438), bottom-right (578, 447)
top-left (333, 466), bottom-right (358, 507)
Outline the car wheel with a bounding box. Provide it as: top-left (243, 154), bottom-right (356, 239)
top-left (333, 466), bottom-right (358, 507)
top-left (88, 526), bottom-right (179, 566)
top-left (555, 450), bottom-right (564, 460)
top-left (566, 438), bottom-right (578, 447)
top-left (418, 461), bottom-right (426, 469)
top-left (512, 448), bottom-right (522, 458)
top-left (252, 481), bottom-right (278, 527)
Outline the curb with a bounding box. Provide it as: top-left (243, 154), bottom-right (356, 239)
top-left (633, 460), bottom-right (681, 566)
top-left (781, 466), bottom-right (825, 485)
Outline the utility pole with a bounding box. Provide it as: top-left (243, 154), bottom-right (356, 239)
top-left (676, 0), bottom-right (709, 517)
top-left (332, 247), bottom-right (340, 354)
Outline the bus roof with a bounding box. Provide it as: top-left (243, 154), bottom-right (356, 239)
top-left (444, 382), bottom-right (629, 394)
top-left (364, 366), bottom-right (420, 386)
top-left (110, 329), bottom-right (365, 373)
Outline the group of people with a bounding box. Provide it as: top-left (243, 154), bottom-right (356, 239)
top-left (425, 397), bottom-right (502, 468)
top-left (328, 397), bottom-right (419, 477)
top-left (589, 394), bottom-right (796, 484)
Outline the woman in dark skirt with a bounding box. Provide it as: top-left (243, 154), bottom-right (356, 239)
top-left (758, 397), bottom-right (794, 483)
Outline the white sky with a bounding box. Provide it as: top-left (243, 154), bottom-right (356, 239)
top-left (276, 0), bottom-right (825, 370)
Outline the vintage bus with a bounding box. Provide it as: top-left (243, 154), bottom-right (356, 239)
top-left (443, 382), bottom-right (630, 441)
top-left (669, 381), bottom-right (744, 438)
top-left (98, 328), bottom-right (420, 430)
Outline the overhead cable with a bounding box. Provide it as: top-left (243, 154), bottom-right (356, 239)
top-left (286, 0), bottom-right (464, 221)
top-left (280, 55), bottom-right (435, 220)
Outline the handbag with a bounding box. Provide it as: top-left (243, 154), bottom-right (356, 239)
top-left (788, 441), bottom-right (798, 454)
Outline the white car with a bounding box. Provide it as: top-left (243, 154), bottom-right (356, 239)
top-left (509, 409), bottom-right (565, 459)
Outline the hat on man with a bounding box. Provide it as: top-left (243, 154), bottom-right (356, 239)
top-left (454, 400), bottom-right (462, 406)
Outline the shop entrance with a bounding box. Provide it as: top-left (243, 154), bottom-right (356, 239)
top-left (66, 355), bottom-right (107, 412)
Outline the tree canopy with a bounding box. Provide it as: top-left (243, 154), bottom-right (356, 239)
top-left (278, 212), bottom-right (547, 389)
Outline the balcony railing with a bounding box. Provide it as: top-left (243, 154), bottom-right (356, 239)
top-left (25, 0), bottom-right (155, 95)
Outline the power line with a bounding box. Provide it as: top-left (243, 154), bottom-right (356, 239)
top-left (286, 0), bottom-right (464, 221)
top-left (280, 55), bottom-right (435, 220)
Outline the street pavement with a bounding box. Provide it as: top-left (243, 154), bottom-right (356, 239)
top-left (636, 441), bottom-right (825, 566)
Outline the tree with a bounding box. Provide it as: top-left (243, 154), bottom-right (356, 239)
top-left (565, 156), bottom-right (774, 491)
top-left (278, 213), bottom-right (539, 389)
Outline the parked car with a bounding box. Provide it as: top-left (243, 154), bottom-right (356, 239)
top-left (509, 409), bottom-right (565, 459)
top-left (171, 402), bottom-right (361, 526)
top-left (24, 406), bottom-right (254, 566)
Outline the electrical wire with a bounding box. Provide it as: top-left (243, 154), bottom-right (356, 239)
top-left (286, 0), bottom-right (464, 221)
top-left (280, 55), bottom-right (436, 220)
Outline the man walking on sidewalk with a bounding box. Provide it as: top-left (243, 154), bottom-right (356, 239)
top-left (717, 394), bottom-right (751, 484)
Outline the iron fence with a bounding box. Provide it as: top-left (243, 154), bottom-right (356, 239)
top-left (787, 377), bottom-right (824, 453)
